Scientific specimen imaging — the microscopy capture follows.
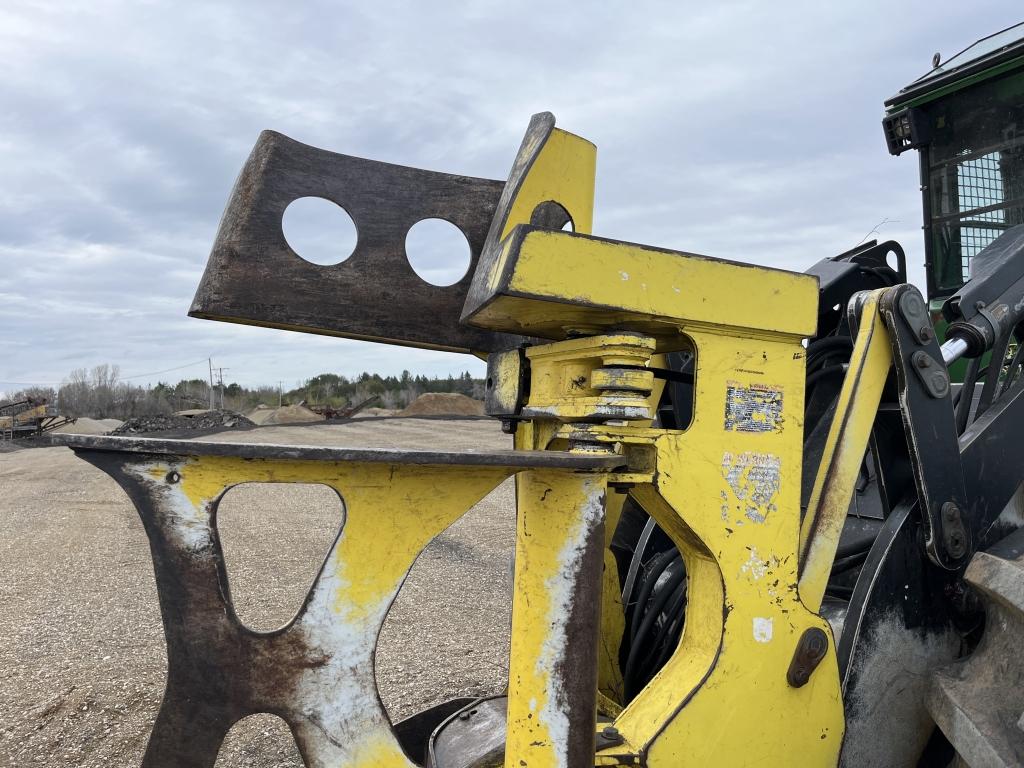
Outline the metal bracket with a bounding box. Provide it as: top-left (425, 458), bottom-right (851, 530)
top-left (910, 350), bottom-right (950, 399)
top-left (880, 285), bottom-right (971, 569)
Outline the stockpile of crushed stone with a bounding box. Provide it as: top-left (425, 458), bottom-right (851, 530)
top-left (50, 417), bottom-right (123, 435)
top-left (400, 393), bottom-right (485, 417)
top-left (355, 407), bottom-right (398, 418)
top-left (111, 409), bottom-right (255, 435)
top-left (246, 404), bottom-right (324, 425)
top-left (259, 404), bottom-right (324, 425)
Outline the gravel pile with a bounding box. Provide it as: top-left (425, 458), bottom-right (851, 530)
top-left (400, 393), bottom-right (484, 417)
top-left (51, 418), bottom-right (124, 435)
top-left (111, 409), bottom-right (255, 435)
top-left (247, 404), bottom-right (323, 426)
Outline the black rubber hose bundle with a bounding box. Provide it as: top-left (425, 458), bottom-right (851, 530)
top-left (623, 558), bottom-right (686, 700)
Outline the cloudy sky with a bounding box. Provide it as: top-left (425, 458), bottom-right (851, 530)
top-left (1, 1), bottom-right (1020, 394)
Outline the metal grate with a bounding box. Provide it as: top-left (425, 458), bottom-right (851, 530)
top-left (956, 152), bottom-right (1005, 279)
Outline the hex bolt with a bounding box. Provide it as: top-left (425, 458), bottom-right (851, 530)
top-left (918, 326), bottom-right (934, 343)
top-left (916, 354), bottom-right (930, 369)
top-left (598, 725), bottom-right (624, 747)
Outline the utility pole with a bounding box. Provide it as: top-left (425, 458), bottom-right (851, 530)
top-left (208, 359), bottom-right (215, 410)
top-left (278, 381), bottom-right (284, 407)
top-left (215, 368), bottom-right (229, 410)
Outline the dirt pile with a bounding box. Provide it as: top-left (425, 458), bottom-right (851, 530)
top-left (111, 409), bottom-right (255, 435)
top-left (246, 406), bottom-right (274, 425)
top-left (356, 407), bottom-right (398, 418)
top-left (400, 393), bottom-right (485, 417)
top-left (50, 417), bottom-right (123, 435)
top-left (248, 404), bottom-right (324, 425)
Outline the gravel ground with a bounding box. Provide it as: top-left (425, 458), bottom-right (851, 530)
top-left (0, 418), bottom-right (515, 766)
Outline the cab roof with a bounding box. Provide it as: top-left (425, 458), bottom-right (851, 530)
top-left (886, 21), bottom-right (1024, 110)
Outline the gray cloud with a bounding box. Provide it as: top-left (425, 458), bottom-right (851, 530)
top-left (1, 0), bottom-right (1019, 392)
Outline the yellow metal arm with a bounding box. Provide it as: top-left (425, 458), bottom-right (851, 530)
top-left (798, 290), bottom-right (892, 612)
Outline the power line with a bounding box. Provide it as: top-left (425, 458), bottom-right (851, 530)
top-left (3, 358), bottom-right (211, 388)
top-left (120, 358), bottom-right (211, 380)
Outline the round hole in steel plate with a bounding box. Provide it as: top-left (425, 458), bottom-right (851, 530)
top-left (283, 196), bottom-right (358, 266)
top-left (405, 218), bottom-right (472, 286)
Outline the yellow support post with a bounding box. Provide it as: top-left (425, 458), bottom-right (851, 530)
top-left (505, 469), bottom-right (609, 768)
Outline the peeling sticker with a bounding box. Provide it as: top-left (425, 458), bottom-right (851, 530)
top-left (753, 617), bottom-right (773, 643)
top-left (725, 381), bottom-right (783, 433)
top-left (721, 452), bottom-right (781, 524)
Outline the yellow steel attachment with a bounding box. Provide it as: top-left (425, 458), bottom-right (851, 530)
top-left (64, 111), bottom-right (888, 768)
top-left (486, 224), bottom-right (844, 764)
top-left (799, 290), bottom-right (892, 611)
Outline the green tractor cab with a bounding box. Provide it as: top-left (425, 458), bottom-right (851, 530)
top-left (884, 22), bottom-right (1024, 380)
top-left (885, 22), bottom-right (1024, 302)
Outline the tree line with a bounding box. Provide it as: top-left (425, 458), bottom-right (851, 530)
top-left (3, 365), bottom-right (484, 420)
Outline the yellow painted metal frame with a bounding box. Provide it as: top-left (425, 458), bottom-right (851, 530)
top-left (613, 325), bottom-right (844, 766)
top-left (466, 113), bottom-right (849, 766)
top-left (496, 305), bottom-right (848, 767)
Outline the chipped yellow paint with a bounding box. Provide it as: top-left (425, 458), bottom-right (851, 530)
top-left (505, 468), bottom-right (606, 768)
top-left (799, 290), bottom-right (891, 611)
top-left (135, 454), bottom-right (521, 767)
top-left (338, 728), bottom-right (416, 768)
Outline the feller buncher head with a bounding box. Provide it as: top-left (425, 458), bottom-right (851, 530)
top-left (53, 22), bottom-right (1024, 768)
